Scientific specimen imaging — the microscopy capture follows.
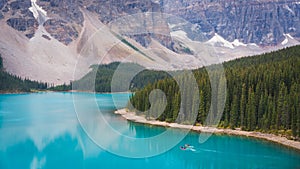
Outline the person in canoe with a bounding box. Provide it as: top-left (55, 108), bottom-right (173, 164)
top-left (184, 144), bottom-right (194, 148)
top-left (180, 146), bottom-right (187, 150)
top-left (180, 144), bottom-right (196, 151)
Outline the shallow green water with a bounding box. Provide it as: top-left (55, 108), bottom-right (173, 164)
top-left (0, 92), bottom-right (299, 169)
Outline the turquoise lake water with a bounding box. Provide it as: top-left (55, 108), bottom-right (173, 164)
top-left (0, 92), bottom-right (300, 169)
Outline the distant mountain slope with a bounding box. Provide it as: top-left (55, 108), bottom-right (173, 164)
top-left (163, 0), bottom-right (300, 46)
top-left (2, 0), bottom-right (299, 46)
top-left (0, 0), bottom-right (299, 84)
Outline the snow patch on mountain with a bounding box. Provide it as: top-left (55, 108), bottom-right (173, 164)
top-left (281, 34), bottom-right (295, 45)
top-left (281, 37), bottom-right (289, 45)
top-left (283, 4), bottom-right (295, 15)
top-left (29, 0), bottom-right (48, 24)
top-left (206, 33), bottom-right (263, 48)
top-left (206, 33), bottom-right (235, 49)
top-left (151, 0), bottom-right (160, 4)
top-left (232, 39), bottom-right (247, 47)
top-left (285, 34), bottom-right (294, 40)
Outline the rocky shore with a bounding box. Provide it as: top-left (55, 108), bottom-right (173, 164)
top-left (115, 109), bottom-right (300, 151)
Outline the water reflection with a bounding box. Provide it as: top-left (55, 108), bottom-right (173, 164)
top-left (74, 92), bottom-right (191, 158)
top-left (0, 93), bottom-right (83, 169)
top-left (0, 93), bottom-right (78, 151)
top-left (0, 92), bottom-right (134, 169)
top-left (0, 93), bottom-right (299, 169)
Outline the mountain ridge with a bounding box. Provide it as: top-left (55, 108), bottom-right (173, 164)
top-left (0, 0), bottom-right (300, 84)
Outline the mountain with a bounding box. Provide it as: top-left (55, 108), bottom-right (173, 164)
top-left (163, 0), bottom-right (300, 45)
top-left (0, 0), bottom-right (299, 84)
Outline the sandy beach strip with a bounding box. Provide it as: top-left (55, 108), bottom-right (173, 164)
top-left (115, 109), bottom-right (300, 151)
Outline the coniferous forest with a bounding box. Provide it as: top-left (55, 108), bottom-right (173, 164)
top-left (0, 54), bottom-right (48, 92)
top-left (129, 46), bottom-right (300, 139)
top-left (72, 62), bottom-right (170, 92)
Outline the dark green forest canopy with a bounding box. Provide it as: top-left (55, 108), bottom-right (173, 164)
top-left (71, 62), bottom-right (171, 92)
top-left (129, 45), bottom-right (300, 139)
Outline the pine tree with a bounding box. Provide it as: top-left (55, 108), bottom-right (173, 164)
top-left (0, 55), bottom-right (3, 70)
top-left (277, 82), bottom-right (288, 130)
top-left (247, 88), bottom-right (256, 130)
top-left (257, 94), bottom-right (265, 129)
top-left (230, 95), bottom-right (239, 128)
top-left (289, 83), bottom-right (299, 137)
top-left (197, 90), bottom-right (205, 123)
top-left (172, 92), bottom-right (180, 121)
top-left (240, 83), bottom-right (247, 129)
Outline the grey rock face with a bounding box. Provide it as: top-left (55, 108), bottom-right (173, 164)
top-left (86, 0), bottom-right (172, 48)
top-left (0, 0), bottom-right (7, 10)
top-left (36, 0), bottom-right (84, 45)
top-left (2, 0), bottom-right (300, 46)
top-left (6, 18), bottom-right (35, 31)
top-left (86, 0), bottom-right (161, 23)
top-left (162, 0), bottom-right (300, 46)
top-left (38, 0), bottom-right (84, 25)
top-left (2, 0), bottom-right (37, 39)
top-left (43, 19), bottom-right (79, 45)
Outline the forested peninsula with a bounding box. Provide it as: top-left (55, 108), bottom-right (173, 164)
top-left (129, 46), bottom-right (300, 140)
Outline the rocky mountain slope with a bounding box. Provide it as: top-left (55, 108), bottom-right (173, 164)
top-left (163, 0), bottom-right (300, 46)
top-left (0, 0), bottom-right (299, 84)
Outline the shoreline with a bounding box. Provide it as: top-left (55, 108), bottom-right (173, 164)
top-left (0, 90), bottom-right (132, 94)
top-left (115, 109), bottom-right (300, 152)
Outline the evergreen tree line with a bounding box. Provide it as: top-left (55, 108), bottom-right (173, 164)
top-left (72, 62), bottom-right (170, 92)
top-left (0, 54), bottom-right (48, 92)
top-left (129, 46), bottom-right (300, 139)
top-left (48, 83), bottom-right (71, 91)
top-left (0, 56), bottom-right (170, 92)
